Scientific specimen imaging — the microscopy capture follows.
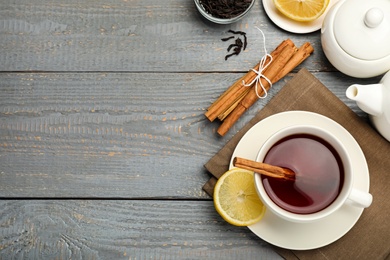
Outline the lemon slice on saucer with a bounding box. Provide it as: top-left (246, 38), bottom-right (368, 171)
top-left (214, 168), bottom-right (266, 226)
top-left (273, 0), bottom-right (330, 22)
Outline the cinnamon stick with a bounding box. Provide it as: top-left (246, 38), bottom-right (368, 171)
top-left (233, 157), bottom-right (295, 181)
top-left (217, 42), bottom-right (314, 136)
top-left (205, 74), bottom-right (253, 122)
top-left (273, 42), bottom-right (314, 82)
top-left (217, 43), bottom-right (297, 136)
top-left (217, 87), bottom-right (251, 121)
top-left (205, 39), bottom-right (295, 122)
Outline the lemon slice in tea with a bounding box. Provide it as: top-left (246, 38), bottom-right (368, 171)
top-left (214, 168), bottom-right (266, 226)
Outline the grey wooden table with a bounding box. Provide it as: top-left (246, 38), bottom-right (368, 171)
top-left (0, 0), bottom-right (381, 259)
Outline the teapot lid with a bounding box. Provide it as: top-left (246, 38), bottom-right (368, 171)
top-left (334, 0), bottom-right (390, 61)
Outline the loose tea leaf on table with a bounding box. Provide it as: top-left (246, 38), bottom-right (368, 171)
top-left (228, 30), bottom-right (247, 50)
top-left (199, 0), bottom-right (252, 19)
top-left (221, 30), bottom-right (247, 60)
top-left (227, 38), bottom-right (243, 52)
top-left (221, 36), bottom-right (235, 41)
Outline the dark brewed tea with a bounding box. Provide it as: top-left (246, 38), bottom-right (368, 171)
top-left (262, 134), bottom-right (344, 214)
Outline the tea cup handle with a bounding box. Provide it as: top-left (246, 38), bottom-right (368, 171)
top-left (346, 188), bottom-right (373, 208)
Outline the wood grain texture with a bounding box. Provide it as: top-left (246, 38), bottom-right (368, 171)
top-left (0, 0), bottom-right (384, 258)
top-left (0, 200), bottom-right (281, 259)
top-left (0, 0), bottom-right (329, 72)
top-left (0, 72), bottom-right (253, 198)
top-left (0, 72), bottom-right (378, 198)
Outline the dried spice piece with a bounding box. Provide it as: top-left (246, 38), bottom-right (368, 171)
top-left (199, 0), bottom-right (252, 19)
top-left (233, 157), bottom-right (295, 181)
top-left (228, 30), bottom-right (247, 50)
top-left (221, 30), bottom-right (247, 60)
top-left (221, 36), bottom-right (235, 41)
top-left (227, 38), bottom-right (243, 52)
top-left (225, 50), bottom-right (239, 60)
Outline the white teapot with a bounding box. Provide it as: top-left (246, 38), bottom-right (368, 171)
top-left (346, 71), bottom-right (390, 141)
top-left (321, 0), bottom-right (390, 78)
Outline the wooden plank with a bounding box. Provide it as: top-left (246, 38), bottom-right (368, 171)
top-left (0, 72), bottom-right (251, 198)
top-left (0, 0), bottom-right (329, 72)
top-left (0, 72), bottom-right (377, 198)
top-left (0, 200), bottom-right (282, 259)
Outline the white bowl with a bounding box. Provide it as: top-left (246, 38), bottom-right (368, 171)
top-left (194, 0), bottom-right (255, 24)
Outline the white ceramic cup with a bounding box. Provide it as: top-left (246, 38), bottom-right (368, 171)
top-left (254, 125), bottom-right (373, 223)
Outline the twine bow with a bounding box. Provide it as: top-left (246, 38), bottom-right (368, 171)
top-left (242, 27), bottom-right (273, 99)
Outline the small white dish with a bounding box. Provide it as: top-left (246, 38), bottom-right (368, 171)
top-left (262, 0), bottom-right (339, 34)
top-left (230, 111), bottom-right (370, 250)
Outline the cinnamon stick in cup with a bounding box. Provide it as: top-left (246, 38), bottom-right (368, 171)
top-left (233, 157), bottom-right (295, 181)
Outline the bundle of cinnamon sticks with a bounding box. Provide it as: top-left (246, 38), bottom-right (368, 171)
top-left (205, 39), bottom-right (314, 136)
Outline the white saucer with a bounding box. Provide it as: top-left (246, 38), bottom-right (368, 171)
top-left (262, 0), bottom-right (339, 34)
top-left (230, 111), bottom-right (370, 250)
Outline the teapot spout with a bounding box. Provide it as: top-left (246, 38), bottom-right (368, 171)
top-left (346, 84), bottom-right (383, 117)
